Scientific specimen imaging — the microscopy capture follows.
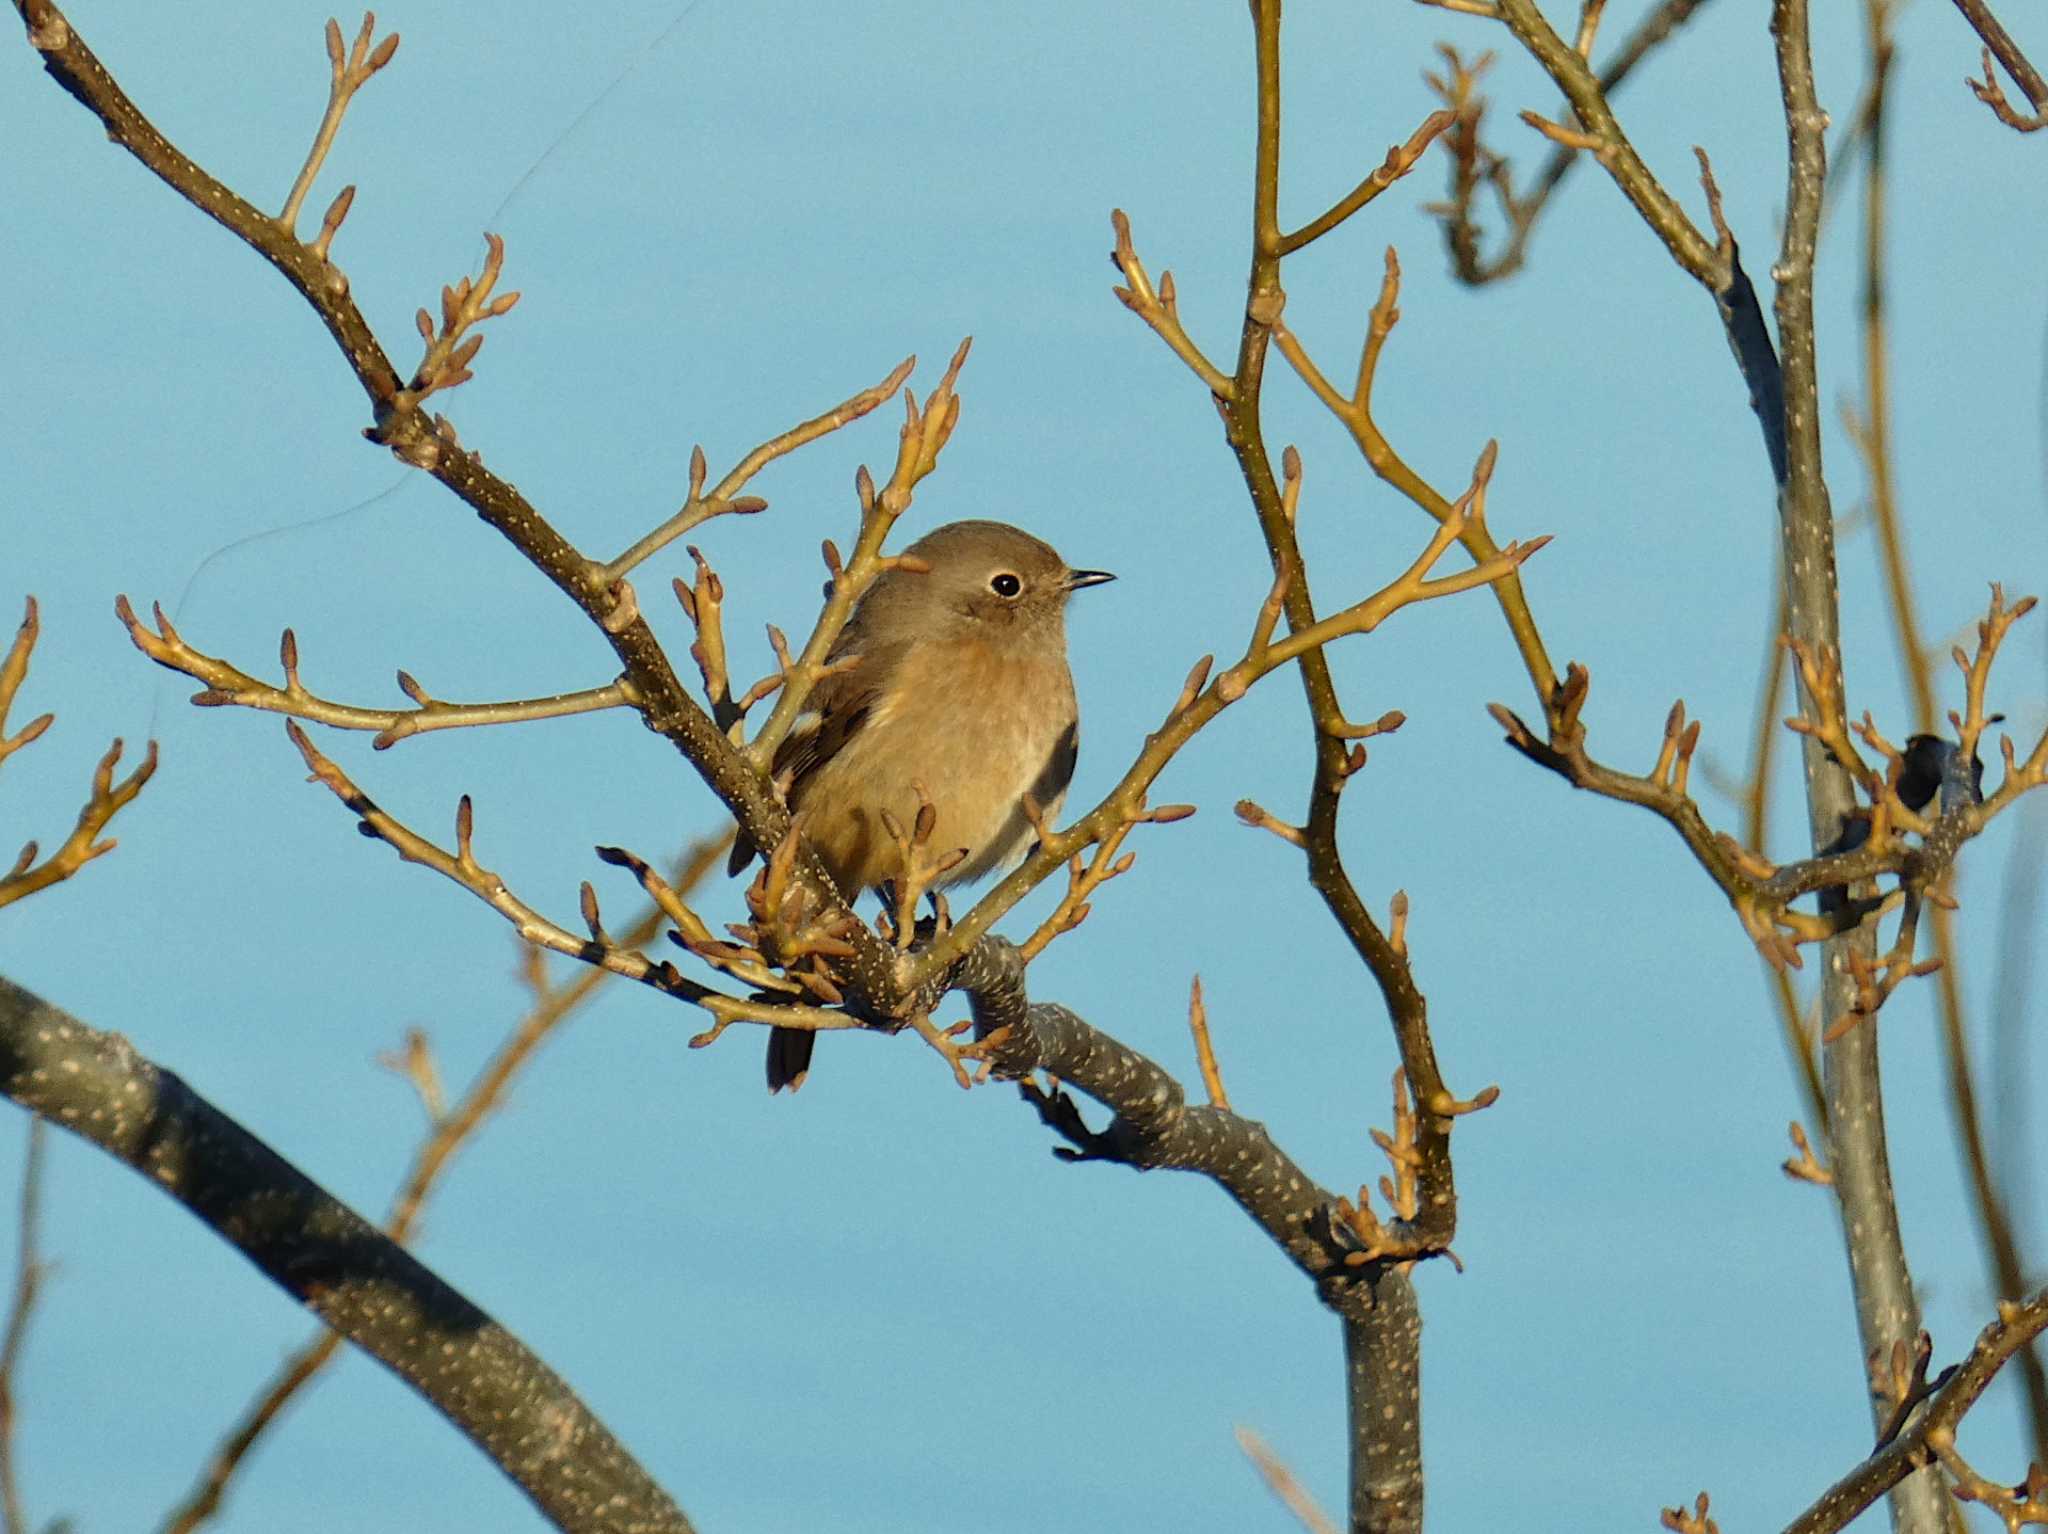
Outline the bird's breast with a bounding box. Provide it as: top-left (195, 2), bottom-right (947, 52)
top-left (794, 639), bottom-right (1079, 893)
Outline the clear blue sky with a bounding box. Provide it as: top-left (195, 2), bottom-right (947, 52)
top-left (4, 1), bottom-right (2046, 1529)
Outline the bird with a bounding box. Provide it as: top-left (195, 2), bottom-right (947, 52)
top-left (732, 519), bottom-right (1114, 1092)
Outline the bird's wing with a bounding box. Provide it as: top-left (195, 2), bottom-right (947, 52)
top-left (1027, 719), bottom-right (1080, 823)
top-left (726, 630), bottom-right (903, 877)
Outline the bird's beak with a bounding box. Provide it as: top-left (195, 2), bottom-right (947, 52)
top-left (1065, 568), bottom-right (1116, 591)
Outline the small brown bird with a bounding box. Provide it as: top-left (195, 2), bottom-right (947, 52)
top-left (736, 519), bottom-right (1113, 1091)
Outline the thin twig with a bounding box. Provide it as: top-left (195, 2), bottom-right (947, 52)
top-left (1236, 1428), bottom-right (1340, 1534)
top-left (596, 357), bottom-right (915, 584)
top-left (278, 13), bottom-right (398, 233)
top-left (0, 1120), bottom-right (48, 1534)
top-left (1186, 977), bottom-right (1230, 1110)
top-left (118, 597), bottom-right (633, 748)
top-left (1948, 0), bottom-right (2048, 129)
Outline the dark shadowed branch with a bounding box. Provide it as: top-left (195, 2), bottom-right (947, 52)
top-left (156, 837), bottom-right (728, 1534)
top-left (1780, 1290), bottom-right (2048, 1534)
top-left (0, 974), bottom-right (693, 1534)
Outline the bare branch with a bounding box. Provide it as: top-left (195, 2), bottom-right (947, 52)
top-left (596, 355), bottom-right (915, 584)
top-left (0, 1120), bottom-right (48, 1534)
top-left (279, 12), bottom-right (399, 233)
top-left (1949, 0), bottom-right (2048, 130)
top-left (1110, 210), bottom-right (1235, 398)
top-left (0, 972), bottom-right (694, 1534)
top-left (1783, 1293), bottom-right (2048, 1534)
top-left (1279, 109), bottom-right (1454, 255)
top-left (117, 596), bottom-right (632, 747)
top-left (158, 838), bottom-right (728, 1533)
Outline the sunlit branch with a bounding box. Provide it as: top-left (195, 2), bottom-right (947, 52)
top-left (117, 597), bottom-right (632, 748)
top-left (1278, 109), bottom-right (1452, 255)
top-left (743, 340), bottom-right (971, 772)
top-left (1109, 211), bottom-right (1235, 399)
top-left (278, 12), bottom-right (398, 233)
top-left (285, 722), bottom-right (730, 1006)
top-left (1271, 249), bottom-right (1557, 703)
top-left (0, 597), bottom-right (156, 912)
top-left (594, 356), bottom-right (915, 585)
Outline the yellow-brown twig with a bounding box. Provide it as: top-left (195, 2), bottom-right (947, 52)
top-left (595, 355), bottom-right (915, 584)
top-left (743, 342), bottom-right (971, 772)
top-left (1110, 211), bottom-right (1234, 398)
top-left (398, 232), bottom-right (520, 410)
top-left (1783, 1121), bottom-right (1833, 1185)
top-left (1659, 1491), bottom-right (1720, 1534)
top-left (278, 13), bottom-right (398, 235)
top-left (1186, 977), bottom-right (1230, 1110)
top-left (0, 1120), bottom-right (48, 1534)
top-left (1278, 108), bottom-right (1453, 255)
top-left (1, 598), bottom-right (159, 910)
top-left (1271, 252), bottom-right (1557, 703)
top-left (116, 595), bottom-right (631, 748)
top-left (1235, 1428), bottom-right (1341, 1534)
top-left (0, 601), bottom-right (156, 910)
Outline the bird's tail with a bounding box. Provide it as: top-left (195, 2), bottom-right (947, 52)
top-left (766, 1026), bottom-right (815, 1093)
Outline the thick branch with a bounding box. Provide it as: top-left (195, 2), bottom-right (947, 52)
top-left (159, 838), bottom-right (727, 1534)
top-left (0, 974), bottom-right (692, 1534)
top-left (1770, 3), bottom-right (1941, 1526)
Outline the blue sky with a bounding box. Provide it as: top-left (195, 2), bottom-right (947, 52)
top-left (4, 1), bottom-right (2046, 1530)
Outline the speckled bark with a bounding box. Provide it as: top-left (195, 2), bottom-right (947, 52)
top-left (0, 975), bottom-right (691, 1534)
top-left (1345, 1286), bottom-right (1422, 1534)
top-left (1769, 2), bottom-right (1942, 1527)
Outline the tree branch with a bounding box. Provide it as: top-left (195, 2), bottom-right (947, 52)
top-left (1782, 1290), bottom-right (2048, 1534)
top-left (117, 597), bottom-right (633, 749)
top-left (0, 596), bottom-right (157, 912)
top-left (1948, 0), bottom-right (2048, 130)
top-left (1770, 2), bottom-right (1944, 1524)
top-left (0, 974), bottom-right (693, 1534)
top-left (158, 838), bottom-right (726, 1533)
top-left (1427, 0), bottom-right (1721, 284)
top-left (0, 1120), bottom-right (46, 1534)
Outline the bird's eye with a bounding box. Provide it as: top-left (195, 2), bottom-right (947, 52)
top-left (989, 572), bottom-right (1023, 598)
